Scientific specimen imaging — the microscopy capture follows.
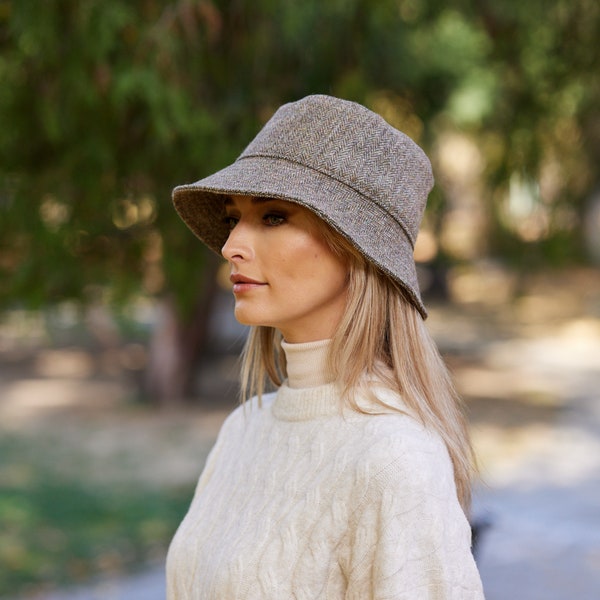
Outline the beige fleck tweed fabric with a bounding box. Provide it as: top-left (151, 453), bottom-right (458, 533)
top-left (172, 94), bottom-right (434, 317)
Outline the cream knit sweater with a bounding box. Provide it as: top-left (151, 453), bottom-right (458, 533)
top-left (166, 339), bottom-right (484, 599)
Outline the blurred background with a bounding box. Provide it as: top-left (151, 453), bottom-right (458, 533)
top-left (0, 1), bottom-right (599, 598)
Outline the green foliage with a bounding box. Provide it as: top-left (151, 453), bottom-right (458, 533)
top-left (0, 0), bottom-right (599, 317)
top-left (0, 432), bottom-right (193, 596)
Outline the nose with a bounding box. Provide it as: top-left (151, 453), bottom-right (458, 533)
top-left (221, 221), bottom-right (254, 262)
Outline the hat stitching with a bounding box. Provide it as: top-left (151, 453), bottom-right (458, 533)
top-left (236, 153), bottom-right (416, 248)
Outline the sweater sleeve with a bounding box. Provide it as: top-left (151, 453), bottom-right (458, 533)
top-left (343, 433), bottom-right (485, 600)
top-left (188, 404), bottom-right (245, 500)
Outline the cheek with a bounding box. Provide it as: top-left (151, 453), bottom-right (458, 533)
top-left (275, 236), bottom-right (317, 278)
top-left (303, 244), bottom-right (347, 289)
top-left (271, 227), bottom-right (346, 288)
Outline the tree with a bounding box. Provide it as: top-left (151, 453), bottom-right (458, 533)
top-left (472, 0), bottom-right (600, 266)
top-left (1, 0), bottom-right (599, 403)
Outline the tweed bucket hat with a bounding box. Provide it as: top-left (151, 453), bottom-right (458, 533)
top-left (173, 94), bottom-right (434, 318)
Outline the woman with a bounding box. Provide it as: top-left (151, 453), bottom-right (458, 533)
top-left (167, 95), bottom-right (484, 599)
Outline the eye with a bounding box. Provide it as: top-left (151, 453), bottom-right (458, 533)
top-left (263, 213), bottom-right (285, 226)
top-left (223, 215), bottom-right (239, 230)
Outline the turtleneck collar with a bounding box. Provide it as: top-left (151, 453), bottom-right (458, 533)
top-left (271, 339), bottom-right (407, 422)
top-left (280, 338), bottom-right (335, 389)
top-left (266, 339), bottom-right (338, 421)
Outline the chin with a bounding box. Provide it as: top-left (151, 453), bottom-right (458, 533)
top-left (234, 310), bottom-right (267, 328)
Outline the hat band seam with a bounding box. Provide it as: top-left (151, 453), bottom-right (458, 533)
top-left (237, 153), bottom-right (416, 248)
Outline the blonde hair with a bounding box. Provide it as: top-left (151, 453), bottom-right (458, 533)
top-left (239, 217), bottom-right (476, 513)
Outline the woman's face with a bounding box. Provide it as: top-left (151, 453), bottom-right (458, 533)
top-left (221, 195), bottom-right (349, 343)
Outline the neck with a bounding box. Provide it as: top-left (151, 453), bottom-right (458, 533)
top-left (281, 338), bottom-right (334, 389)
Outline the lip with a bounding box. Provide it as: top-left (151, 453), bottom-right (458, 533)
top-left (230, 273), bottom-right (266, 293)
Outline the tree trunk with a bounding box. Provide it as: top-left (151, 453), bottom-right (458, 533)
top-left (145, 261), bottom-right (220, 406)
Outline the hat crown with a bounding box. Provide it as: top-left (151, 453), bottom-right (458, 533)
top-left (239, 95), bottom-right (433, 244)
top-left (172, 94), bottom-right (435, 317)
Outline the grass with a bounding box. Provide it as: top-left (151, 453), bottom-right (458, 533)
top-left (0, 430), bottom-right (196, 598)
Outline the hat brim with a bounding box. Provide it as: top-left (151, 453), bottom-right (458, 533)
top-left (173, 155), bottom-right (427, 318)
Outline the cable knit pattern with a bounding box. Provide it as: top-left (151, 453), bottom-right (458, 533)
top-left (166, 342), bottom-right (484, 599)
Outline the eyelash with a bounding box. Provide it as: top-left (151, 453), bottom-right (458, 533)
top-left (224, 216), bottom-right (238, 230)
top-left (263, 213), bottom-right (286, 226)
top-left (223, 212), bottom-right (286, 229)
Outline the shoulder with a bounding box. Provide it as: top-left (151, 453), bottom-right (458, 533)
top-left (347, 389), bottom-right (454, 496)
top-left (216, 391), bottom-right (278, 435)
top-left (350, 386), bottom-right (444, 453)
top-left (364, 421), bottom-right (450, 483)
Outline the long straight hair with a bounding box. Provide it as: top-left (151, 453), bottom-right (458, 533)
top-left (238, 217), bottom-right (476, 513)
